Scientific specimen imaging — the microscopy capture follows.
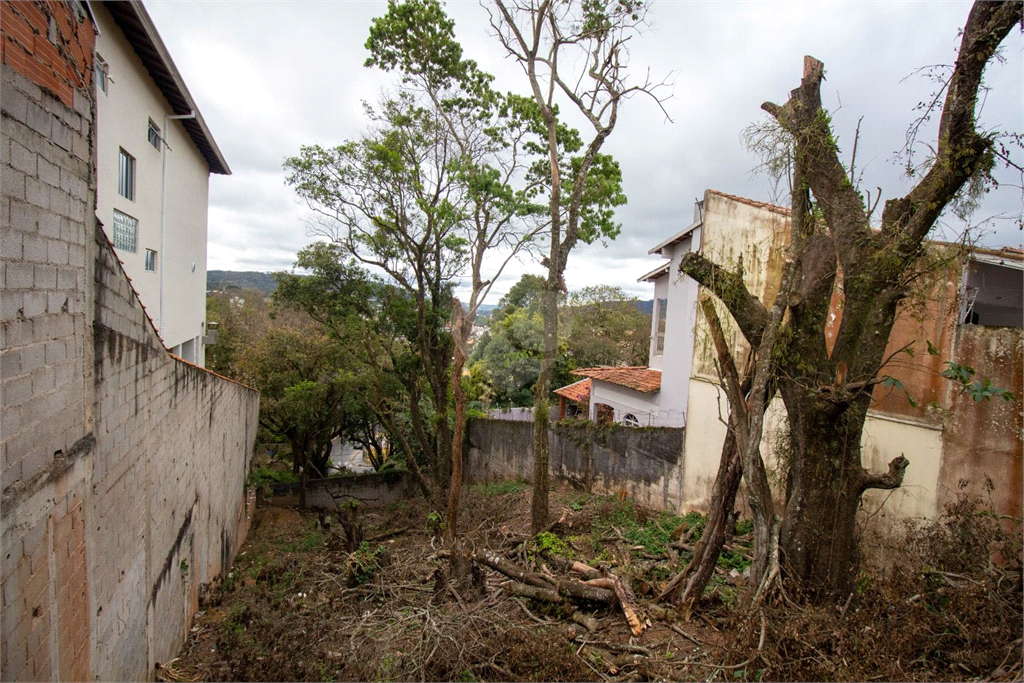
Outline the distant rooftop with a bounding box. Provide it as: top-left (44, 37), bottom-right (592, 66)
top-left (572, 367), bottom-right (661, 394)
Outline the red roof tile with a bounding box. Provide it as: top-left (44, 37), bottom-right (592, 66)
top-left (554, 378), bottom-right (591, 403)
top-left (572, 367), bottom-right (661, 394)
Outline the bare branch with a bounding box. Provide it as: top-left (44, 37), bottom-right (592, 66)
top-left (679, 251), bottom-right (768, 344)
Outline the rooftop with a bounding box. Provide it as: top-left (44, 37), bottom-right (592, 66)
top-left (707, 189), bottom-right (791, 216)
top-left (572, 367), bottom-right (661, 394)
top-left (554, 378), bottom-right (591, 403)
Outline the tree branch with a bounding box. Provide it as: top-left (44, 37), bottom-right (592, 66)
top-left (859, 455), bottom-right (910, 493)
top-left (680, 252), bottom-right (768, 344)
top-left (885, 1), bottom-right (1022, 254)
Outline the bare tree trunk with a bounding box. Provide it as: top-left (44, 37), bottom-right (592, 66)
top-left (531, 286), bottom-right (558, 533)
top-left (377, 410), bottom-right (431, 500)
top-left (660, 428), bottom-right (742, 612)
top-left (446, 303), bottom-right (471, 540)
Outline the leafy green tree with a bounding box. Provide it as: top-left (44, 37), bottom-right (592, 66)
top-left (234, 324), bottom-right (352, 507)
top-left (365, 0), bottom-right (566, 539)
top-left (286, 94), bottom-right (462, 493)
top-left (562, 285), bottom-right (650, 368)
top-left (274, 243), bottom-right (434, 498)
top-left (490, 0), bottom-right (665, 532)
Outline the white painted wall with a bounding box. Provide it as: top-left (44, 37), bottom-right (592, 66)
top-left (588, 379), bottom-right (683, 427)
top-left (94, 5), bottom-right (210, 362)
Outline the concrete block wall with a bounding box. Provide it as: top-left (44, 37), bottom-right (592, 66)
top-left (466, 419), bottom-right (687, 512)
top-left (1, 3), bottom-right (259, 680)
top-left (89, 233), bottom-right (259, 679)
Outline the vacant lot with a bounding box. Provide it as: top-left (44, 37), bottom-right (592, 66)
top-left (161, 482), bottom-right (1021, 682)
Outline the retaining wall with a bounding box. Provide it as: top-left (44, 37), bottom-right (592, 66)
top-left (1, 5), bottom-right (259, 680)
top-left (465, 419), bottom-right (686, 511)
top-left (265, 471), bottom-right (417, 510)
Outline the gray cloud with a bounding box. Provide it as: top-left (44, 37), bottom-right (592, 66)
top-left (145, 0), bottom-right (1022, 302)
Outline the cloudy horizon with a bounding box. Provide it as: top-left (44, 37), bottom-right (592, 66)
top-left (144, 0), bottom-right (1023, 302)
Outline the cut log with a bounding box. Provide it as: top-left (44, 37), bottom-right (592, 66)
top-left (475, 552), bottom-right (615, 603)
top-left (611, 575), bottom-right (645, 636)
top-left (570, 610), bottom-right (599, 632)
top-left (506, 582), bottom-right (562, 603)
top-left (475, 551), bottom-right (554, 590)
top-left (541, 552), bottom-right (602, 580)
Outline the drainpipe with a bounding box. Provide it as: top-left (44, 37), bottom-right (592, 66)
top-left (160, 111), bottom-right (196, 342)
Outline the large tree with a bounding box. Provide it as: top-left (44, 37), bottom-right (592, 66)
top-left (680, 2), bottom-right (1022, 596)
top-left (489, 0), bottom-right (665, 532)
top-left (274, 244), bottom-right (435, 499)
top-left (365, 0), bottom-right (557, 539)
top-left (286, 94), bottom-right (463, 493)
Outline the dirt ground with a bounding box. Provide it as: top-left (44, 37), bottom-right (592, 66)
top-left (158, 483), bottom-right (753, 682)
top-left (158, 482), bottom-right (1023, 683)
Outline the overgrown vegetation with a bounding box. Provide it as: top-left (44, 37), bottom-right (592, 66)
top-left (164, 481), bottom-right (1020, 682)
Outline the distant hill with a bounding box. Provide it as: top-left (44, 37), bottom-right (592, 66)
top-left (634, 299), bottom-right (653, 315)
top-left (207, 270), bottom-right (277, 295)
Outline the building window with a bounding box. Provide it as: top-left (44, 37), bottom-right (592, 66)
top-left (118, 149), bottom-right (135, 200)
top-left (962, 258), bottom-right (1023, 328)
top-left (148, 120), bottom-right (162, 150)
top-left (145, 249), bottom-right (157, 272)
top-left (95, 54), bottom-right (108, 94)
top-left (622, 413), bottom-right (641, 427)
top-left (112, 210), bottom-right (138, 253)
top-left (655, 298), bottom-right (668, 354)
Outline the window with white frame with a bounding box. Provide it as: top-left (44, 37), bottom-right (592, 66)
top-left (148, 120), bottom-right (161, 150)
top-left (145, 249), bottom-right (157, 272)
top-left (655, 298), bottom-right (668, 354)
top-left (112, 210), bottom-right (138, 253)
top-left (118, 149), bottom-right (135, 200)
top-left (95, 54), bottom-right (108, 93)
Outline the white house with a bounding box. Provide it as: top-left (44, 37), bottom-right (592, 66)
top-left (93, 0), bottom-right (229, 365)
top-left (562, 191), bottom-right (769, 429)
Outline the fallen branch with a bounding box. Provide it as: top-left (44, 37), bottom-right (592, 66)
top-left (475, 551), bottom-right (616, 603)
top-left (611, 574), bottom-right (645, 636)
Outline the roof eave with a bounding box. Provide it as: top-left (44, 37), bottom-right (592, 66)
top-left (106, 1), bottom-right (231, 175)
top-left (638, 262), bottom-right (670, 283)
top-left (648, 219), bottom-right (700, 256)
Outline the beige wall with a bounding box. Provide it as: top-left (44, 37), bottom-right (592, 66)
top-left (677, 191), bottom-right (1023, 534)
top-left (93, 4), bottom-right (210, 358)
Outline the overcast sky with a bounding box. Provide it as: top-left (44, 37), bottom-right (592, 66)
top-left (145, 0), bottom-right (1023, 302)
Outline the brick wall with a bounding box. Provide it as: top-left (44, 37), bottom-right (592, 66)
top-left (1, 3), bottom-right (259, 680)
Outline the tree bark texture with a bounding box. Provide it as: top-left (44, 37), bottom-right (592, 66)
top-left (660, 428), bottom-right (742, 611)
top-left (531, 286), bottom-right (558, 533)
top-left (446, 302), bottom-right (472, 540)
top-left (678, 2), bottom-right (1020, 597)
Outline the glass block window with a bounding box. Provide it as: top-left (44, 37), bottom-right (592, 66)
top-left (118, 148), bottom-right (135, 200)
top-left (113, 210), bottom-right (138, 253)
top-left (655, 298), bottom-right (668, 354)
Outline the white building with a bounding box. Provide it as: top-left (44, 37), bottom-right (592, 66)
top-left (93, 1), bottom-right (229, 365)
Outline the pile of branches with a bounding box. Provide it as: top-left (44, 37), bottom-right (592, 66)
top-left (716, 491), bottom-right (1024, 682)
top-left (473, 549), bottom-right (650, 636)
